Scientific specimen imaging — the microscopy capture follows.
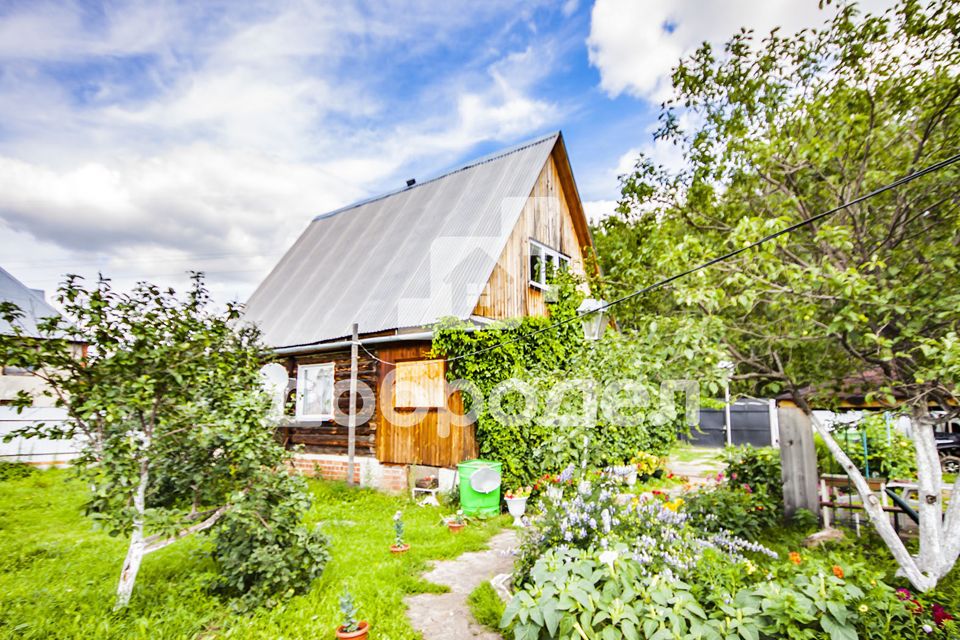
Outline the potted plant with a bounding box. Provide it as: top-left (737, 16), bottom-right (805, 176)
top-left (336, 590), bottom-right (369, 639)
top-left (504, 486), bottom-right (531, 527)
top-left (390, 510), bottom-right (409, 554)
top-left (631, 451), bottom-right (660, 481)
top-left (446, 510), bottom-right (466, 533)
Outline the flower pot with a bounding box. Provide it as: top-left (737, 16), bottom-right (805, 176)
top-left (336, 620), bottom-right (369, 640)
top-left (447, 521), bottom-right (465, 533)
top-left (505, 497), bottom-right (528, 527)
top-left (390, 543), bottom-right (410, 555)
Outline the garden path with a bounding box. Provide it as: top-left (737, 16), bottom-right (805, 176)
top-left (405, 528), bottom-right (518, 639)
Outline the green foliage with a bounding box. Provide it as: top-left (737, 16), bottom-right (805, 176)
top-left (211, 470), bottom-right (330, 610)
top-left (0, 274), bottom-right (325, 608)
top-left (338, 589), bottom-right (360, 633)
top-left (815, 413), bottom-right (917, 479)
top-left (683, 481), bottom-right (781, 540)
top-left (467, 581), bottom-right (505, 631)
top-left (434, 273), bottom-right (729, 487)
top-left (596, 0), bottom-right (960, 450)
top-left (721, 445), bottom-right (783, 500)
top-left (432, 272), bottom-right (583, 488)
top-left (504, 537), bottom-right (943, 640)
top-left (684, 447), bottom-right (783, 539)
top-left (0, 471), bottom-right (509, 639)
top-left (0, 461), bottom-right (36, 481)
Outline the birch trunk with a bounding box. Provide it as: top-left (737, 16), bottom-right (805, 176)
top-left (941, 472), bottom-right (960, 574)
top-left (115, 458), bottom-right (149, 609)
top-left (911, 406), bottom-right (944, 579)
top-left (808, 412), bottom-right (935, 591)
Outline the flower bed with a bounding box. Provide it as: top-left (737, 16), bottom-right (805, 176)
top-left (503, 469), bottom-right (957, 639)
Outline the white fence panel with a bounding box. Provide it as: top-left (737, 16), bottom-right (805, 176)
top-left (0, 406), bottom-right (82, 466)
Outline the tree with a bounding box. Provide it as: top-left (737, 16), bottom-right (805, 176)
top-left (597, 0), bottom-right (960, 590)
top-left (0, 274), bottom-right (328, 608)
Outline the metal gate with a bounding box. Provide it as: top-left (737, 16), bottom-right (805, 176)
top-left (686, 399), bottom-right (776, 448)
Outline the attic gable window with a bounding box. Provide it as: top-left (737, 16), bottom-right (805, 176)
top-left (529, 239), bottom-right (570, 290)
top-left (295, 363), bottom-right (335, 421)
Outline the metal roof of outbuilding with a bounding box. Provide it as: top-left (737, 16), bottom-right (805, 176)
top-left (0, 266), bottom-right (62, 338)
top-left (244, 132), bottom-right (561, 349)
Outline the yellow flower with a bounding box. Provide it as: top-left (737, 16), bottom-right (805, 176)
top-left (664, 498), bottom-right (685, 512)
top-left (858, 605), bottom-right (869, 613)
top-left (745, 561), bottom-right (757, 575)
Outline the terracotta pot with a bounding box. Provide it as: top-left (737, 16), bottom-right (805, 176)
top-left (390, 543), bottom-right (410, 555)
top-left (336, 620), bottom-right (369, 640)
top-left (447, 521), bottom-right (465, 533)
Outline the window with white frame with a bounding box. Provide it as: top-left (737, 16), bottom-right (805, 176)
top-left (295, 363), bottom-right (335, 420)
top-left (529, 239), bottom-right (570, 290)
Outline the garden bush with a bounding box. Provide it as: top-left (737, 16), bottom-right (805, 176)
top-left (721, 445), bottom-right (782, 499)
top-left (211, 470), bottom-right (330, 610)
top-left (683, 480), bottom-right (780, 539)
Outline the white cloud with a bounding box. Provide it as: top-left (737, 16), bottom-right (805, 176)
top-left (0, 0), bottom-right (568, 302)
top-left (583, 199), bottom-right (617, 224)
top-left (587, 0), bottom-right (898, 100)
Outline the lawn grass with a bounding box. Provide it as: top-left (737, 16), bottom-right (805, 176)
top-left (466, 581), bottom-right (504, 632)
top-left (0, 469), bottom-right (507, 639)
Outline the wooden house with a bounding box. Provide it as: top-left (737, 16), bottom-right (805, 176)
top-left (243, 132), bottom-right (596, 491)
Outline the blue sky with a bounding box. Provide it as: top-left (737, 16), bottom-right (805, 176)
top-left (0, 0), bottom-right (895, 303)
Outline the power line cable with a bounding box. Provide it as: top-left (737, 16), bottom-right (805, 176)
top-left (433, 151), bottom-right (960, 364)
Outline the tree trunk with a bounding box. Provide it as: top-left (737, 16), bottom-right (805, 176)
top-left (941, 472), bottom-right (960, 574)
top-left (808, 412), bottom-right (935, 591)
top-left (911, 405), bottom-right (944, 579)
top-left (115, 459), bottom-right (149, 609)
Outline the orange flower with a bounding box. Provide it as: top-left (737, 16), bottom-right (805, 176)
top-left (789, 552), bottom-right (802, 565)
top-left (832, 565), bottom-right (844, 579)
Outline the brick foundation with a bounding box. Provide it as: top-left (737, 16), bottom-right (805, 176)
top-left (289, 453), bottom-right (409, 494)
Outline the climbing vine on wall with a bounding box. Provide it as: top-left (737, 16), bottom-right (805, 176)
top-left (432, 274), bottom-right (583, 487)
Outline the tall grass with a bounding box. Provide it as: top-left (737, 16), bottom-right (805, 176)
top-left (0, 469), bottom-right (506, 639)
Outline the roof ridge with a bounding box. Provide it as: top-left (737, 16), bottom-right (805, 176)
top-left (312, 131), bottom-right (560, 222)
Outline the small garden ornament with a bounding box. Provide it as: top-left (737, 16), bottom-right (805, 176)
top-left (390, 510), bottom-right (409, 554)
top-left (336, 590), bottom-right (369, 639)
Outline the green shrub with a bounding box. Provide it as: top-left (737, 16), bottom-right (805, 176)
top-left (468, 581), bottom-right (505, 631)
top-left (683, 482), bottom-right (780, 539)
top-left (721, 445), bottom-right (782, 499)
top-left (211, 470), bottom-right (330, 610)
top-left (815, 413), bottom-right (916, 479)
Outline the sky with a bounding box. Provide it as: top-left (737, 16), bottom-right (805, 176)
top-left (0, 0), bottom-right (897, 306)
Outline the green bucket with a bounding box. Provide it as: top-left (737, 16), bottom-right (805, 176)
top-left (457, 459), bottom-right (502, 516)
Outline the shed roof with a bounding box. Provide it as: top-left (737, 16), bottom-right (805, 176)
top-left (0, 266), bottom-right (62, 338)
top-left (244, 132), bottom-right (566, 348)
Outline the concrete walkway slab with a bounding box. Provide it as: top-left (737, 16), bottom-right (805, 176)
top-left (405, 529), bottom-right (518, 639)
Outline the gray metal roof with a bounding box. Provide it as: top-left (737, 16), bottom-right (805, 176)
top-left (0, 266), bottom-right (63, 338)
top-left (244, 132), bottom-right (561, 348)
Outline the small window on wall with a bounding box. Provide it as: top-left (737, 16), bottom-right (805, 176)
top-left (394, 359), bottom-right (445, 408)
top-left (296, 363), bottom-right (335, 420)
top-left (529, 239), bottom-right (570, 290)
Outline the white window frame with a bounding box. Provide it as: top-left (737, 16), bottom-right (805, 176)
top-left (529, 239), bottom-right (571, 290)
top-left (295, 362), bottom-right (335, 421)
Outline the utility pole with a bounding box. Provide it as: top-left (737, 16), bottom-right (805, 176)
top-left (347, 323), bottom-right (358, 486)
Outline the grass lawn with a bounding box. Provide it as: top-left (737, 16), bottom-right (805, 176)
top-left (0, 469), bottom-right (507, 640)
